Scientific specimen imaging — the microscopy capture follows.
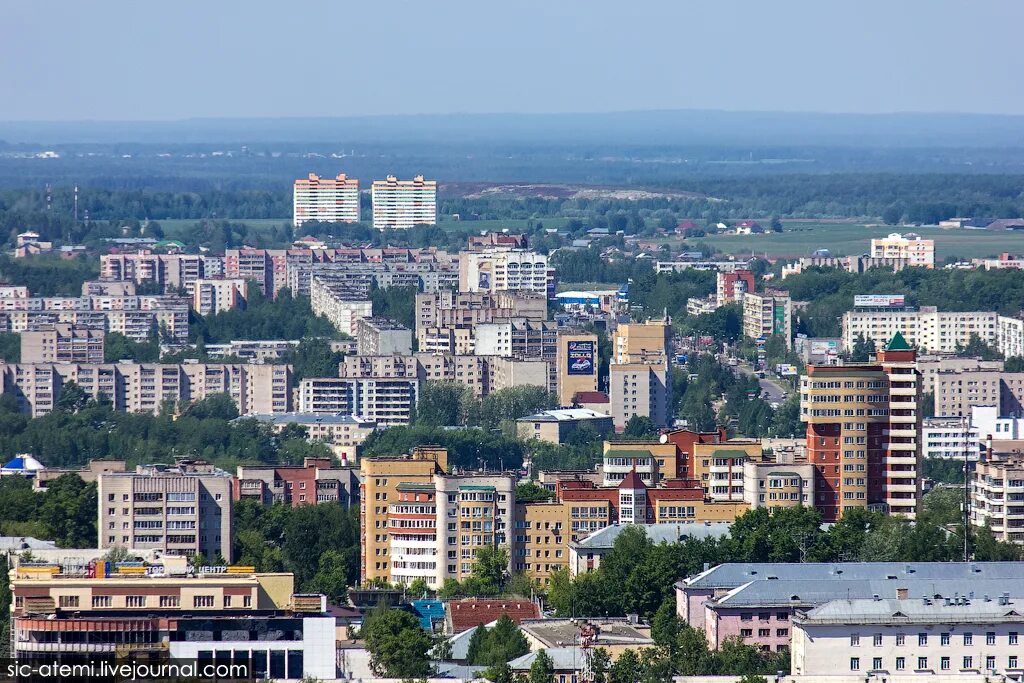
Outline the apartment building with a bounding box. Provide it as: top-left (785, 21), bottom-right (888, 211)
top-left (997, 315), bottom-right (1024, 358)
top-left (82, 279), bottom-right (136, 296)
top-left (843, 305), bottom-right (998, 353)
top-left (467, 233), bottom-right (528, 251)
top-left (0, 362), bottom-right (291, 417)
top-left (800, 333), bottom-right (922, 521)
top-left (203, 339), bottom-right (298, 362)
top-left (916, 355), bottom-right (1004, 395)
top-left (923, 416), bottom-right (978, 460)
top-left (289, 251), bottom-right (459, 297)
top-left (687, 441), bottom-right (761, 502)
top-left (781, 255), bottom-right (912, 278)
top-left (716, 270), bottom-right (755, 307)
top-left (475, 319), bottom-right (558, 368)
top-left (609, 362), bottom-right (670, 429)
top-left (235, 457), bottom-right (361, 507)
top-left (0, 285), bottom-right (29, 298)
top-left (31, 458), bottom-right (127, 491)
top-left (7, 558), bottom-right (336, 679)
top-left (869, 232), bottom-right (935, 268)
top-left (793, 596), bottom-right (1024, 677)
top-left (98, 461), bottom-right (233, 559)
top-left (20, 324), bottom-right (104, 363)
top-left (100, 252), bottom-right (210, 294)
top-left (0, 295), bottom-right (189, 344)
top-left (359, 447), bottom-right (515, 588)
top-left (356, 317), bottom-right (413, 355)
top-left (293, 172), bottom-right (360, 226)
top-left (192, 278), bottom-right (247, 315)
top-left (371, 175), bottom-right (437, 229)
top-left (414, 290), bottom-right (547, 352)
top-left (972, 455), bottom-right (1024, 544)
top-left (614, 319), bottom-right (670, 364)
top-left (246, 414), bottom-right (376, 463)
top-left (742, 457), bottom-right (816, 510)
top-left (569, 522), bottom-right (732, 576)
top-left (601, 440), bottom-right (681, 486)
top-left (557, 332), bottom-right (599, 406)
top-left (299, 355), bottom-right (420, 425)
top-left (309, 274), bottom-right (373, 335)
top-left (742, 291), bottom-right (793, 348)
top-left (459, 249), bottom-right (554, 297)
top-left (513, 501), bottom-right (570, 585)
top-left (936, 369), bottom-right (1024, 417)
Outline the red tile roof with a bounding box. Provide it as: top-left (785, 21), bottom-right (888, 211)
top-left (447, 599), bottom-right (541, 633)
top-left (618, 467), bottom-right (647, 490)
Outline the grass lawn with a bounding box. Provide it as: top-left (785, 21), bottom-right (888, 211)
top-left (694, 221), bottom-right (1024, 261)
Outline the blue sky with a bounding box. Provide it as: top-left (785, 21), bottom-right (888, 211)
top-left (3, 0), bottom-right (1023, 121)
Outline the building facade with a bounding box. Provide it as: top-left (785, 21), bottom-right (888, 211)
top-left (20, 324), bottom-right (104, 363)
top-left (869, 232), bottom-right (935, 268)
top-left (371, 175), bottom-right (437, 229)
top-left (742, 291), bottom-right (793, 347)
top-left (98, 462), bottom-right (233, 559)
top-left (293, 172), bottom-right (360, 226)
top-left (192, 278), bottom-right (247, 315)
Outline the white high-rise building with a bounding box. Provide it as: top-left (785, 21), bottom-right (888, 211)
top-left (293, 173), bottom-right (360, 227)
top-left (371, 175), bottom-right (437, 230)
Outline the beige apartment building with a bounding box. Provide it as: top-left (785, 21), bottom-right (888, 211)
top-left (0, 295), bottom-right (189, 344)
top-left (742, 291), bottom-right (793, 347)
top-left (459, 248), bottom-right (553, 295)
top-left (192, 278), bottom-right (247, 315)
top-left (916, 355), bottom-right (1004, 395)
top-left (371, 175), bottom-right (437, 229)
top-left (0, 362), bottom-right (291, 417)
top-left (98, 461), bottom-right (233, 560)
top-left (20, 324), bottom-right (104, 363)
top-left (972, 456), bottom-right (1024, 544)
top-left (356, 317), bottom-right (413, 356)
top-left (299, 355), bottom-right (420, 426)
top-left (869, 232), bottom-right (935, 268)
top-left (293, 172), bottom-right (360, 226)
top-left (614, 320), bottom-right (670, 363)
top-left (100, 252), bottom-right (210, 294)
top-left (936, 369), bottom-right (1024, 417)
top-left (414, 290), bottom-right (547, 352)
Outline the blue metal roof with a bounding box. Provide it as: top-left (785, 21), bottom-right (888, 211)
top-left (411, 599), bottom-right (446, 631)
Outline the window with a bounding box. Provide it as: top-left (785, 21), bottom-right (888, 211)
top-left (777, 612), bottom-right (788, 620)
top-left (776, 629), bottom-right (788, 637)
top-left (987, 657), bottom-right (996, 671)
top-left (1010, 656), bottom-right (1019, 669)
top-left (224, 596), bottom-right (232, 607)
top-left (193, 595), bottom-right (214, 608)
top-left (917, 657), bottom-right (927, 671)
top-left (963, 656), bottom-right (973, 670)
top-left (851, 634), bottom-right (860, 646)
top-left (159, 595), bottom-right (179, 608)
top-left (1011, 632), bottom-right (1019, 645)
top-left (896, 634), bottom-right (905, 646)
top-left (987, 632), bottom-right (996, 645)
top-left (918, 633), bottom-right (927, 646)
top-left (243, 595), bottom-right (252, 608)
top-left (872, 658), bottom-right (882, 671)
top-left (964, 632), bottom-right (973, 646)
top-left (941, 658), bottom-right (950, 671)
top-left (758, 629), bottom-right (770, 637)
top-left (873, 634), bottom-right (883, 646)
top-left (740, 629), bottom-right (753, 638)
top-left (741, 613), bottom-right (753, 621)
top-left (58, 595), bottom-right (79, 608)
top-left (940, 633), bottom-right (950, 646)
top-left (91, 596), bottom-right (112, 608)
top-left (850, 658), bottom-right (860, 672)
top-left (896, 657), bottom-right (905, 671)
top-left (126, 595), bottom-right (145, 608)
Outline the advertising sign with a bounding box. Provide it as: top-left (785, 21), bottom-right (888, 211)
top-left (854, 294), bottom-right (905, 308)
top-left (566, 340), bottom-right (595, 375)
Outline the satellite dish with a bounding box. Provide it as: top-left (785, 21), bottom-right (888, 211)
top-left (659, 434), bottom-right (668, 444)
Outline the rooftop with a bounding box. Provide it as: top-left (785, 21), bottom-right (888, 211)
top-left (518, 408), bottom-right (612, 423)
top-left (680, 562), bottom-right (1024, 591)
top-left (446, 598), bottom-right (540, 633)
top-left (246, 412), bottom-right (376, 426)
top-left (797, 596), bottom-right (1023, 626)
top-left (519, 618), bottom-right (652, 649)
top-left (571, 522), bottom-right (731, 550)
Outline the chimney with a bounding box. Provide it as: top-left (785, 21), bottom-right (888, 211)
top-left (897, 587), bottom-right (909, 600)
top-left (944, 597), bottom-right (951, 606)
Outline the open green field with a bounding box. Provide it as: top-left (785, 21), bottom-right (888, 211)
top-left (693, 221), bottom-right (1024, 261)
top-left (156, 217), bottom-right (566, 241)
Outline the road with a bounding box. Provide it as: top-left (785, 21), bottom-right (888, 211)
top-left (727, 358), bottom-right (791, 405)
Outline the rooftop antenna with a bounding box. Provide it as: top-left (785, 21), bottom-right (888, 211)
top-left (45, 184), bottom-right (52, 212)
top-left (73, 185), bottom-right (79, 223)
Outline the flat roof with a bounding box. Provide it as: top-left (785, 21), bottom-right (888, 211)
top-left (797, 597), bottom-right (1024, 626)
top-left (572, 522), bottom-right (731, 550)
top-left (518, 408), bottom-right (611, 422)
top-left (246, 413), bottom-right (376, 426)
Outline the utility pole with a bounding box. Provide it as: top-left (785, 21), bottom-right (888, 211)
top-left (962, 415), bottom-right (971, 562)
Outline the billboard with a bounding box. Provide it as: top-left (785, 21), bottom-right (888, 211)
top-left (809, 339), bottom-right (839, 354)
top-left (854, 294), bottom-right (905, 308)
top-left (775, 364), bottom-right (798, 376)
top-left (566, 340), bottom-right (595, 375)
